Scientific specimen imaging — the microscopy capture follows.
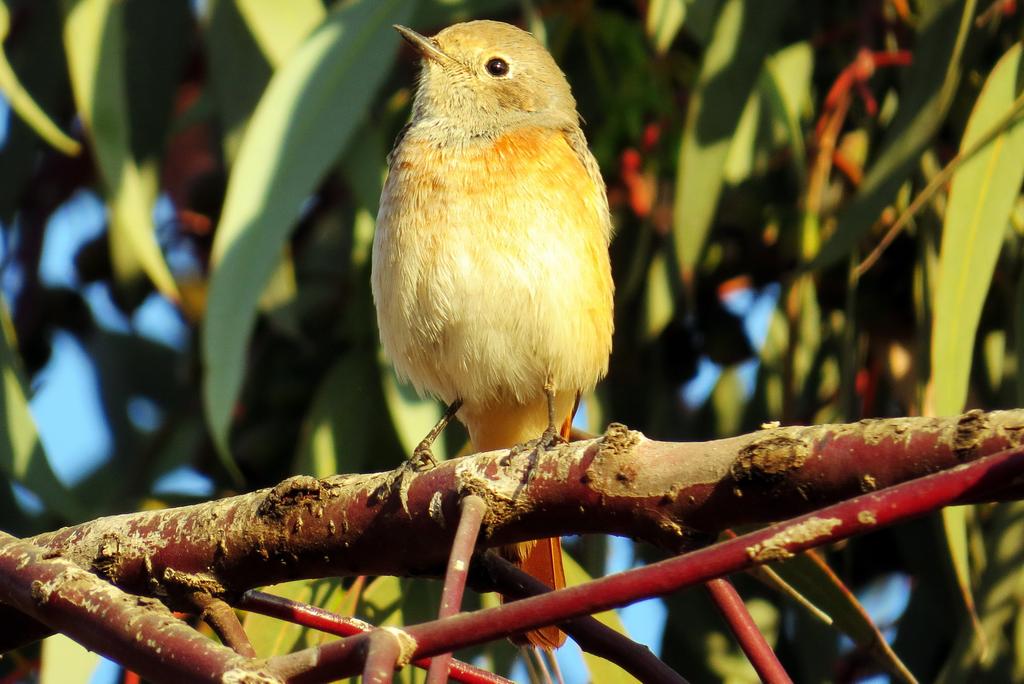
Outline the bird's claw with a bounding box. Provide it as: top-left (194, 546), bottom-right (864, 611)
top-left (411, 442), bottom-right (438, 471)
top-left (369, 446), bottom-right (435, 506)
top-left (503, 426), bottom-right (566, 464)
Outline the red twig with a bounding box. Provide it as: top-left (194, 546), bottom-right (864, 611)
top-left (264, 443), bottom-right (1024, 681)
top-left (817, 48), bottom-right (912, 138)
top-left (479, 555), bottom-right (688, 684)
top-left (976, 0), bottom-right (1017, 26)
top-left (832, 148), bottom-right (864, 186)
top-left (239, 590), bottom-right (374, 636)
top-left (706, 578), bottom-right (793, 684)
top-left (427, 495), bottom-right (488, 684)
top-left (363, 630), bottom-right (402, 684)
top-left (238, 591), bottom-right (510, 684)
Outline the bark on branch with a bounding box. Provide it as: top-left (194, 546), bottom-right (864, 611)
top-left (24, 409), bottom-right (1022, 601)
top-left (1, 409), bottom-right (1022, 669)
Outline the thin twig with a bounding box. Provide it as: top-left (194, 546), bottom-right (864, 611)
top-left (478, 554), bottom-right (688, 684)
top-left (363, 630), bottom-right (401, 684)
top-left (530, 646), bottom-right (555, 684)
top-left (706, 578), bottom-right (793, 684)
top-left (190, 593), bottom-right (256, 658)
top-left (856, 89), bottom-right (1024, 278)
top-left (722, 530), bottom-right (833, 625)
top-left (522, 646), bottom-right (544, 683)
top-left (545, 646), bottom-right (566, 684)
top-left (976, 0), bottom-right (1014, 26)
top-left (427, 495), bottom-right (488, 684)
top-left (749, 564), bottom-right (833, 625)
top-left (239, 590), bottom-right (510, 684)
top-left (795, 549), bottom-right (918, 683)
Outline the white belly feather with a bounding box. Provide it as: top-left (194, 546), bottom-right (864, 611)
top-left (371, 128), bottom-right (613, 413)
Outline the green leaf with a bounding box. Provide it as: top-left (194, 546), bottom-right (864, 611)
top-left (642, 249), bottom-right (674, 341)
top-left (931, 42), bottom-right (1024, 415)
top-left (761, 41), bottom-right (813, 190)
top-left (982, 329), bottom-right (1006, 392)
top-left (793, 276), bottom-right (822, 401)
top-left (645, 0), bottom-right (686, 55)
top-left (813, 0), bottom-right (975, 270)
top-left (0, 1), bottom-right (67, 221)
top-left (203, 0), bottom-right (273, 163)
top-left (1017, 266), bottom-right (1024, 406)
top-left (202, 0), bottom-right (413, 468)
top-left (940, 505), bottom-right (984, 667)
top-left (70, 328), bottom-right (190, 506)
top-left (122, 0), bottom-right (191, 164)
top-left (772, 551), bottom-right (918, 683)
top-left (358, 575), bottom-right (404, 626)
top-left (381, 364), bottom-right (447, 460)
top-left (295, 350), bottom-right (405, 477)
top-left (412, 0), bottom-right (518, 27)
top-left (937, 502), bottom-right (1024, 683)
top-left (0, 2), bottom-right (79, 155)
top-left (242, 578), bottom-right (347, 657)
top-left (672, 0), bottom-right (791, 283)
top-left (712, 365), bottom-right (744, 436)
top-left (0, 300), bottom-right (83, 522)
top-left (721, 85), bottom-right (760, 184)
top-left (235, 0), bottom-right (326, 67)
top-left (562, 552), bottom-right (639, 683)
top-left (61, 0), bottom-right (179, 301)
top-left (891, 515), bottom-right (964, 678)
top-left (40, 633), bottom-right (100, 684)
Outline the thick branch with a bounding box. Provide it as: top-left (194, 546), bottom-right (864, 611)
top-left (0, 532), bottom-right (272, 682)
top-left (4, 410), bottom-right (1022, 655)
top-left (21, 410), bottom-right (1024, 606)
top-left (264, 442), bottom-right (1024, 681)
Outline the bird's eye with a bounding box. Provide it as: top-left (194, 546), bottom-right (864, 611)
top-left (485, 57), bottom-right (509, 77)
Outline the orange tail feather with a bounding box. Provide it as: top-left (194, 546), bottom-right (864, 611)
top-left (500, 410), bottom-right (574, 648)
top-left (503, 537), bottom-right (566, 648)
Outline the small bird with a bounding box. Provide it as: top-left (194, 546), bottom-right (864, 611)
top-left (371, 20), bottom-right (614, 649)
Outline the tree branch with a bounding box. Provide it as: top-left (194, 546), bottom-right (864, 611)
top-left (259, 440), bottom-right (1024, 680)
top-left (3, 409), bottom-right (1023, 678)
top-left (20, 410), bottom-right (1023, 608)
top-left (706, 578), bottom-right (792, 683)
top-left (427, 494), bottom-right (487, 684)
top-left (238, 590), bottom-right (511, 684)
top-left (0, 531), bottom-right (272, 682)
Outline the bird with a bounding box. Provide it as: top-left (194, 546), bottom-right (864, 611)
top-left (371, 19), bottom-right (614, 649)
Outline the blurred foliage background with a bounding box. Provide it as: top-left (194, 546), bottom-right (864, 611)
top-left (2, 0), bottom-right (1024, 681)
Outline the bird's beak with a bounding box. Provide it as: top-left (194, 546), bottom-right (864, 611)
top-left (394, 25), bottom-right (450, 65)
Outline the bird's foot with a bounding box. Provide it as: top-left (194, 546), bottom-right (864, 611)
top-left (503, 425), bottom-right (566, 464)
top-left (368, 442), bottom-right (437, 506)
top-left (410, 440), bottom-right (438, 471)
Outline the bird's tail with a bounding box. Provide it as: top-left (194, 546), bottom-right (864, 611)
top-left (502, 536), bottom-right (567, 648)
top-left (499, 409), bottom-right (573, 649)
